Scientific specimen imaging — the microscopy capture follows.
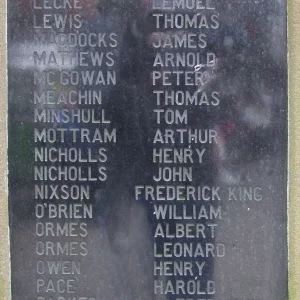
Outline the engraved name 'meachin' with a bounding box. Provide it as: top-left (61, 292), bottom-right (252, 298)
top-left (34, 90), bottom-right (102, 105)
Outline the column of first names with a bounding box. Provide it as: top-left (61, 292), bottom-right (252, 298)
top-left (136, 1), bottom-right (225, 299)
top-left (32, 1), bottom-right (118, 299)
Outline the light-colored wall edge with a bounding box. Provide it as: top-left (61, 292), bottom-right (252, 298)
top-left (0, 0), bottom-right (9, 299)
top-left (0, 1), bottom-right (296, 300)
top-left (289, 0), bottom-right (300, 299)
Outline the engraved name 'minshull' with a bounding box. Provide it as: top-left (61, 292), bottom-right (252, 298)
top-left (34, 108), bottom-right (111, 124)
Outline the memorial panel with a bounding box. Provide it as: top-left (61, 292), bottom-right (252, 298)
top-left (7, 0), bottom-right (288, 299)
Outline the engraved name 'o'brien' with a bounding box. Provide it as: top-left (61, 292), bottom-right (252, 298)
top-left (35, 203), bottom-right (93, 219)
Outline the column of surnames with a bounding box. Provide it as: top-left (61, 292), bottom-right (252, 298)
top-left (32, 1), bottom-right (117, 299)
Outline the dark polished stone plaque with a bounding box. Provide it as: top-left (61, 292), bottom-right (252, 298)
top-left (8, 1), bottom-right (288, 299)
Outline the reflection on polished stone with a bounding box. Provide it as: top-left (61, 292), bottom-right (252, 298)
top-left (8, 0), bottom-right (287, 299)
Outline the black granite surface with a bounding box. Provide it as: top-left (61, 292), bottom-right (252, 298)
top-left (8, 1), bottom-right (288, 299)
